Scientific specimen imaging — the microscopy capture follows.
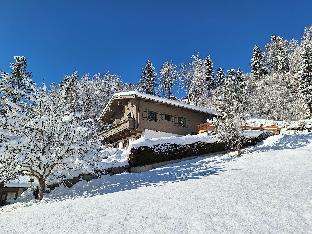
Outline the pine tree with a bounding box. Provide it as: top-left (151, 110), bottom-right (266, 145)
top-left (251, 45), bottom-right (267, 78)
top-left (265, 35), bottom-right (290, 73)
top-left (187, 55), bottom-right (208, 105)
top-left (204, 55), bottom-right (215, 89)
top-left (236, 68), bottom-right (244, 82)
top-left (227, 69), bottom-right (236, 81)
top-left (60, 71), bottom-right (79, 113)
top-left (139, 60), bottom-right (157, 95)
top-left (214, 69), bottom-right (247, 155)
top-left (0, 56), bottom-right (36, 183)
top-left (159, 61), bottom-right (177, 99)
top-left (298, 26), bottom-right (312, 116)
top-left (216, 67), bottom-right (225, 87)
top-left (0, 56), bottom-right (35, 109)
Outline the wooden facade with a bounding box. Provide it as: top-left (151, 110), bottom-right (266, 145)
top-left (100, 92), bottom-right (218, 148)
top-left (0, 184), bottom-right (28, 206)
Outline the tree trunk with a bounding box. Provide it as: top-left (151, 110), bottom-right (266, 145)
top-left (38, 177), bottom-right (45, 201)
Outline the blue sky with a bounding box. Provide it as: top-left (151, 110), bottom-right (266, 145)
top-left (0, 0), bottom-right (311, 85)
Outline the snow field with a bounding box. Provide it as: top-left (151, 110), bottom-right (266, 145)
top-left (0, 132), bottom-right (312, 233)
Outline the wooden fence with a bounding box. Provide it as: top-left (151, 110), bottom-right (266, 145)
top-left (197, 123), bottom-right (281, 135)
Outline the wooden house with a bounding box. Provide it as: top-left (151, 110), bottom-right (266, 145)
top-left (99, 91), bottom-right (218, 148)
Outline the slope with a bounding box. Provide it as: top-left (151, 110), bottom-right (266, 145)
top-left (0, 132), bottom-right (312, 233)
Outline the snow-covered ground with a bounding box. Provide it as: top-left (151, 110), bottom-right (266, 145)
top-left (1, 132), bottom-right (312, 233)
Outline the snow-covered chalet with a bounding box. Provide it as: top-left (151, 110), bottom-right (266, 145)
top-left (99, 91), bottom-right (218, 148)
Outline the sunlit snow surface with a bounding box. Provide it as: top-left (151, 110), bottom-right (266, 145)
top-left (1, 132), bottom-right (312, 233)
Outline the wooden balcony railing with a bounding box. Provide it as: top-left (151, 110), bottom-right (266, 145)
top-left (101, 117), bottom-right (135, 140)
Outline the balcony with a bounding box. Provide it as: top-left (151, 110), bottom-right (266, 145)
top-left (101, 117), bottom-right (136, 143)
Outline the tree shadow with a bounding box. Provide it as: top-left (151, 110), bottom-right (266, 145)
top-left (245, 132), bottom-right (312, 154)
top-left (47, 155), bottom-right (228, 201)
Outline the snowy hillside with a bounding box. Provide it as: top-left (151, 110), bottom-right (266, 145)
top-left (1, 132), bottom-right (312, 233)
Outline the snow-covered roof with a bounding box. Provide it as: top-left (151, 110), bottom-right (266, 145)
top-left (100, 91), bottom-right (219, 118)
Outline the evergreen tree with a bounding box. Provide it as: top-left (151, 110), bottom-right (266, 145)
top-left (0, 56), bottom-right (35, 109)
top-left (298, 26), bottom-right (312, 116)
top-left (178, 63), bottom-right (192, 101)
top-left (204, 55), bottom-right (215, 89)
top-left (265, 35), bottom-right (290, 73)
top-left (60, 71), bottom-right (79, 113)
top-left (159, 61), bottom-right (177, 99)
top-left (236, 68), bottom-right (244, 82)
top-left (0, 56), bottom-right (35, 183)
top-left (227, 69), bottom-right (236, 81)
top-left (215, 68), bottom-right (247, 155)
top-left (187, 55), bottom-right (207, 105)
top-left (251, 45), bottom-right (267, 78)
top-left (139, 60), bottom-right (157, 95)
top-left (216, 67), bottom-right (225, 87)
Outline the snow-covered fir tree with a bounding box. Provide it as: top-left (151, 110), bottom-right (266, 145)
top-left (0, 57), bottom-right (36, 184)
top-left (265, 35), bottom-right (290, 73)
top-left (0, 56), bottom-right (35, 110)
top-left (178, 63), bottom-right (193, 101)
top-left (226, 69), bottom-right (236, 81)
top-left (204, 55), bottom-right (215, 89)
top-left (251, 45), bottom-right (267, 78)
top-left (213, 69), bottom-right (247, 155)
top-left (187, 55), bottom-right (208, 105)
top-left (139, 60), bottom-right (157, 95)
top-left (298, 26), bottom-right (312, 117)
top-left (236, 68), bottom-right (244, 82)
top-left (159, 61), bottom-right (177, 99)
top-left (216, 67), bottom-right (225, 87)
top-left (60, 71), bottom-right (79, 113)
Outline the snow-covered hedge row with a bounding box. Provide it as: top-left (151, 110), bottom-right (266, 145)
top-left (129, 132), bottom-right (272, 167)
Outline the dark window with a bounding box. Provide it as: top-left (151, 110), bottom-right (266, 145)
top-left (173, 116), bottom-right (179, 124)
top-left (178, 117), bottom-right (186, 127)
top-left (142, 110), bottom-right (148, 119)
top-left (148, 111), bottom-right (158, 122)
top-left (164, 114), bottom-right (171, 121)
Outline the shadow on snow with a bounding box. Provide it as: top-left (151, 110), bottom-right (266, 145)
top-left (246, 132), bottom-right (312, 154)
top-left (48, 155), bottom-right (228, 201)
top-left (9, 132), bottom-right (311, 205)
